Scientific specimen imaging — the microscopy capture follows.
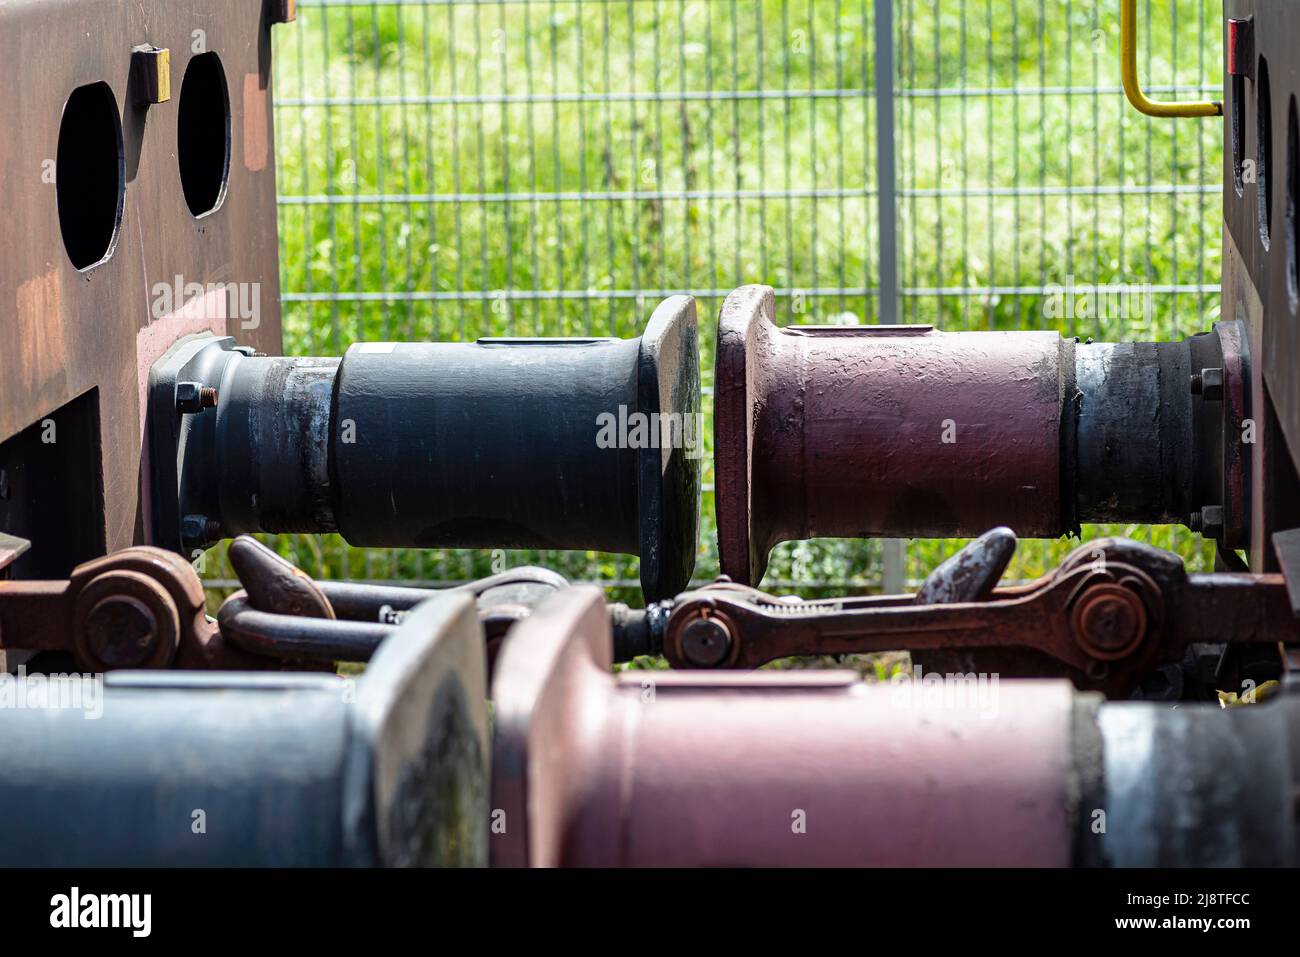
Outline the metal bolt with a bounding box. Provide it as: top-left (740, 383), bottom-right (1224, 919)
top-left (0, 468), bottom-right (9, 501)
top-left (1201, 367), bottom-right (1225, 400)
top-left (1190, 366), bottom-right (1225, 400)
top-left (175, 382), bottom-right (218, 414)
top-left (1070, 584), bottom-right (1147, 660)
top-left (175, 382), bottom-right (201, 413)
top-left (1199, 505), bottom-right (1225, 538)
top-left (84, 595), bottom-right (160, 669)
top-left (1189, 505), bottom-right (1226, 538)
top-left (680, 615), bottom-right (733, 667)
top-left (1136, 663), bottom-right (1184, 702)
top-left (182, 514), bottom-right (221, 543)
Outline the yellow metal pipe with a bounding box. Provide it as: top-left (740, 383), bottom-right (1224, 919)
top-left (1120, 0), bottom-right (1222, 118)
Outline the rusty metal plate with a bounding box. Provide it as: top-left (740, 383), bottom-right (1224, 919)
top-left (1223, 2), bottom-right (1300, 531)
top-left (0, 0), bottom-right (285, 570)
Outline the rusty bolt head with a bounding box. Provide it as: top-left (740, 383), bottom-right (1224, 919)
top-left (73, 569), bottom-right (180, 671)
top-left (1070, 583), bottom-right (1148, 660)
top-left (83, 595), bottom-right (160, 669)
top-left (1190, 366), bottom-right (1225, 400)
top-left (680, 615), bottom-right (733, 667)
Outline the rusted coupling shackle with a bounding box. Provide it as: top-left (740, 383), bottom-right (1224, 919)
top-left (714, 285), bottom-right (1243, 585)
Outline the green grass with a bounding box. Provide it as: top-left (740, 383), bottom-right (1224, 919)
top-left (204, 0), bottom-right (1227, 619)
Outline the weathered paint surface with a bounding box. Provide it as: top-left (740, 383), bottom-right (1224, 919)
top-left (716, 284), bottom-right (1064, 585)
top-left (491, 586), bottom-right (1078, 867)
top-left (0, 0), bottom-right (284, 567)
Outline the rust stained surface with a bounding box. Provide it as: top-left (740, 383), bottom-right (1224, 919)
top-left (1221, 0), bottom-right (1300, 571)
top-left (135, 286), bottom-right (230, 439)
top-left (1225, 1), bottom-right (1300, 481)
top-left (716, 284), bottom-right (1064, 585)
top-left (242, 72), bottom-right (269, 172)
top-left (14, 270), bottom-right (67, 397)
top-left (0, 542), bottom-right (320, 672)
top-left (0, 0), bottom-right (284, 560)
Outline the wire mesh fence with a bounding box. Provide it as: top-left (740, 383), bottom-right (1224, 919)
top-left (205, 0), bottom-right (1227, 605)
